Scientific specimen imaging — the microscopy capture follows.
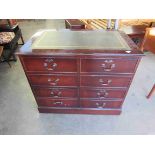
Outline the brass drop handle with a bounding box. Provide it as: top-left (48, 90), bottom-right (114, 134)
top-left (53, 101), bottom-right (63, 105)
top-left (101, 63), bottom-right (116, 71)
top-left (96, 102), bottom-right (106, 108)
top-left (50, 91), bottom-right (62, 97)
top-left (44, 58), bottom-right (57, 71)
top-left (99, 79), bottom-right (112, 86)
top-left (101, 60), bottom-right (115, 72)
top-left (97, 90), bottom-right (108, 98)
top-left (45, 58), bottom-right (54, 63)
top-left (48, 78), bottom-right (60, 86)
top-left (51, 63), bottom-right (57, 70)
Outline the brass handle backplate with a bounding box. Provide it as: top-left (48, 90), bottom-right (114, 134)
top-left (99, 79), bottom-right (112, 86)
top-left (50, 91), bottom-right (62, 97)
top-left (53, 101), bottom-right (63, 105)
top-left (97, 90), bottom-right (109, 98)
top-left (44, 58), bottom-right (57, 71)
top-left (101, 60), bottom-right (116, 71)
top-left (96, 102), bottom-right (106, 108)
top-left (48, 78), bottom-right (60, 86)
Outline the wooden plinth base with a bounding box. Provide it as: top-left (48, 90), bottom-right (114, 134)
top-left (38, 107), bottom-right (121, 115)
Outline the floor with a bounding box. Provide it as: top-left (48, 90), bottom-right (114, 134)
top-left (0, 20), bottom-right (155, 135)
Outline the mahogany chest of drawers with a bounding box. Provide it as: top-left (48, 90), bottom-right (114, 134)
top-left (17, 30), bottom-right (143, 115)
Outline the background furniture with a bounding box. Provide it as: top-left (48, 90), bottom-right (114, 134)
top-left (65, 19), bottom-right (85, 30)
top-left (150, 22), bottom-right (155, 27)
top-left (0, 45), bottom-right (11, 67)
top-left (140, 28), bottom-right (155, 54)
top-left (140, 28), bottom-right (155, 99)
top-left (80, 19), bottom-right (155, 30)
top-left (120, 25), bottom-right (148, 47)
top-left (0, 46), bottom-right (3, 56)
top-left (0, 20), bottom-right (24, 63)
top-left (0, 19), bottom-right (17, 28)
top-left (119, 19), bottom-right (155, 27)
top-left (80, 19), bottom-right (116, 30)
top-left (0, 46), bottom-right (3, 62)
top-left (17, 30), bottom-right (143, 115)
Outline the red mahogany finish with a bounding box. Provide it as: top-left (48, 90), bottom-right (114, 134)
top-left (80, 88), bottom-right (126, 99)
top-left (80, 75), bottom-right (132, 88)
top-left (21, 57), bottom-right (77, 73)
top-left (33, 87), bottom-right (78, 98)
top-left (80, 100), bottom-right (123, 108)
top-left (28, 74), bottom-right (78, 87)
top-left (81, 58), bottom-right (138, 74)
top-left (38, 107), bottom-right (122, 115)
top-left (37, 98), bottom-right (79, 107)
top-left (17, 30), bottom-right (143, 115)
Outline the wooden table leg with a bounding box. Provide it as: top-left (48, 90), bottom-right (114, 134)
top-left (147, 84), bottom-right (155, 99)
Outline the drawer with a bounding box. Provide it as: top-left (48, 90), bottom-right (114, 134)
top-left (22, 57), bottom-right (77, 72)
top-left (37, 98), bottom-right (79, 107)
top-left (80, 88), bottom-right (126, 99)
top-left (28, 74), bottom-right (78, 87)
top-left (80, 100), bottom-right (123, 108)
top-left (81, 58), bottom-right (138, 73)
top-left (33, 87), bottom-right (78, 98)
top-left (81, 75), bottom-right (131, 88)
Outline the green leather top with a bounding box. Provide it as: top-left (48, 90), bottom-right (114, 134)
top-left (31, 30), bottom-right (131, 50)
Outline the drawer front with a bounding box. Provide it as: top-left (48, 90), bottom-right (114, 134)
top-left (37, 98), bottom-right (79, 107)
top-left (80, 88), bottom-right (126, 99)
top-left (81, 75), bottom-right (131, 88)
top-left (28, 74), bottom-right (78, 87)
top-left (80, 100), bottom-right (123, 108)
top-left (22, 57), bottom-right (77, 72)
top-left (33, 87), bottom-right (78, 98)
top-left (81, 58), bottom-right (138, 73)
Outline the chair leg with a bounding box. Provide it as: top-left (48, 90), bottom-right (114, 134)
top-left (7, 61), bottom-right (11, 67)
top-left (7, 45), bottom-right (17, 61)
top-left (0, 55), bottom-right (11, 67)
top-left (12, 53), bottom-right (17, 61)
top-left (147, 84), bottom-right (155, 99)
top-left (20, 35), bottom-right (24, 45)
